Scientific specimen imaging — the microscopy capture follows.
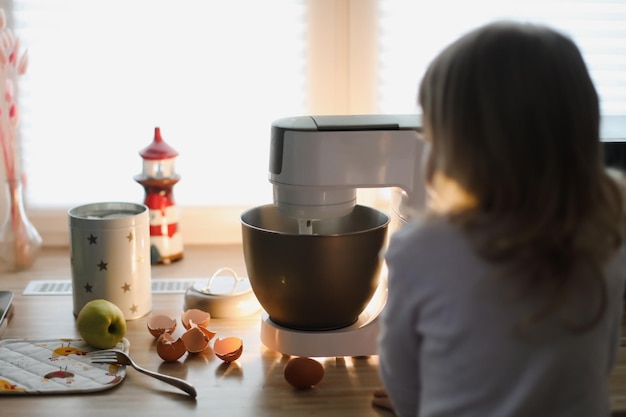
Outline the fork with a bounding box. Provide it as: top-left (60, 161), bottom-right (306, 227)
top-left (90, 350), bottom-right (197, 398)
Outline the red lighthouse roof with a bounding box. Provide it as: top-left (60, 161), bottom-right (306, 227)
top-left (139, 127), bottom-right (179, 160)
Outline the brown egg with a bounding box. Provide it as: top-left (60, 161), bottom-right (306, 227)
top-left (181, 309), bottom-right (211, 330)
top-left (213, 337), bottom-right (243, 362)
top-left (147, 314), bottom-right (177, 338)
top-left (284, 357), bottom-right (324, 389)
top-left (181, 326), bottom-right (212, 353)
top-left (156, 333), bottom-right (186, 362)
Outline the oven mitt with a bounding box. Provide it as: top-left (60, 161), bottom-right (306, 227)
top-left (0, 338), bottom-right (129, 394)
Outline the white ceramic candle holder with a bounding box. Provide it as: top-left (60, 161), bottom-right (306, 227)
top-left (68, 202), bottom-right (152, 320)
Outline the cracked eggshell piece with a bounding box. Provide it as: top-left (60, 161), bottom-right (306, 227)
top-left (147, 314), bottom-right (177, 338)
top-left (181, 309), bottom-right (211, 330)
top-left (213, 337), bottom-right (243, 362)
top-left (156, 333), bottom-right (187, 362)
top-left (181, 326), bottom-right (214, 353)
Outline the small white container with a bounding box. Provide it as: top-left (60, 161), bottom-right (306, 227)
top-left (184, 268), bottom-right (261, 319)
top-left (68, 202), bottom-right (152, 320)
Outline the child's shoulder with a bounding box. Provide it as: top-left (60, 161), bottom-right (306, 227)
top-left (386, 214), bottom-right (470, 265)
top-left (385, 215), bottom-right (481, 291)
top-left (392, 214), bottom-right (462, 246)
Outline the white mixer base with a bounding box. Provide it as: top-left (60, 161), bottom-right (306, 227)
top-left (260, 312), bottom-right (380, 357)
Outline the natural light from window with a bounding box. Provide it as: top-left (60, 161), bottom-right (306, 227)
top-left (13, 0), bottom-right (307, 208)
top-left (2, 0), bottom-right (625, 245)
top-left (378, 0), bottom-right (626, 116)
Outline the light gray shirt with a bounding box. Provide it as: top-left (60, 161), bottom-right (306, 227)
top-left (379, 216), bottom-right (626, 417)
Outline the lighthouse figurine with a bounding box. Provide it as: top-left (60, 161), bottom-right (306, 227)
top-left (134, 127), bottom-right (183, 264)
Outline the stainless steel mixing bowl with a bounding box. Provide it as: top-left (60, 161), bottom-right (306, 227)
top-left (241, 204), bottom-right (389, 330)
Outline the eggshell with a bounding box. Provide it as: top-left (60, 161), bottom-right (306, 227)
top-left (197, 325), bottom-right (217, 342)
top-left (156, 333), bottom-right (186, 362)
top-left (181, 326), bottom-right (212, 353)
top-left (284, 357), bottom-right (324, 389)
top-left (147, 314), bottom-right (177, 338)
top-left (213, 337), bottom-right (243, 362)
top-left (181, 309), bottom-right (211, 330)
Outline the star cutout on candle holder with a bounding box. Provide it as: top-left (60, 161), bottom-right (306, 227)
top-left (121, 283), bottom-right (131, 292)
top-left (87, 234), bottom-right (97, 245)
top-left (126, 232), bottom-right (133, 242)
top-left (130, 305), bottom-right (138, 314)
top-left (97, 260), bottom-right (108, 271)
top-left (84, 283), bottom-right (93, 293)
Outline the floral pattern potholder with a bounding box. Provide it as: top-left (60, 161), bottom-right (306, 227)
top-left (0, 338), bottom-right (129, 394)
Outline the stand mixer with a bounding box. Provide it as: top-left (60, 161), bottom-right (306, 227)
top-left (242, 114), bottom-right (427, 357)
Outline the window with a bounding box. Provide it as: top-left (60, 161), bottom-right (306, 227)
top-left (14, 0), bottom-right (308, 208)
top-left (7, 0), bottom-right (311, 244)
top-left (2, 0), bottom-right (625, 246)
top-left (378, 0), bottom-right (626, 116)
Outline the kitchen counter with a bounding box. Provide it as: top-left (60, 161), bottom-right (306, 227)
top-left (1, 245), bottom-right (626, 416)
top-left (0, 245), bottom-right (392, 417)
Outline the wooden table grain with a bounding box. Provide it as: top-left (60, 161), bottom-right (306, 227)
top-left (2, 245), bottom-right (626, 416)
top-left (0, 245), bottom-right (393, 417)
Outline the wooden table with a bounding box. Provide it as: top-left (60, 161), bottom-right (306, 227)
top-left (0, 245), bottom-right (393, 417)
top-left (2, 245), bottom-right (626, 416)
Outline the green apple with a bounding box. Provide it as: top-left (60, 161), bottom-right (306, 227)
top-left (76, 299), bottom-right (127, 349)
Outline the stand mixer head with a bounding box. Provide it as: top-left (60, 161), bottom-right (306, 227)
top-left (269, 114), bottom-right (428, 223)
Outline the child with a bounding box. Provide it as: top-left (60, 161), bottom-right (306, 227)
top-left (375, 21), bottom-right (626, 417)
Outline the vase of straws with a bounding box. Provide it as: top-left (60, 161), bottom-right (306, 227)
top-left (0, 178), bottom-right (41, 271)
top-left (0, 8), bottom-right (41, 272)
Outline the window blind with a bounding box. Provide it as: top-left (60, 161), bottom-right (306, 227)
top-left (14, 0), bottom-right (625, 210)
top-left (10, 0), bottom-right (307, 208)
top-left (378, 0), bottom-right (626, 117)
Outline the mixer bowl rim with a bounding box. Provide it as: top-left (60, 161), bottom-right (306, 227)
top-left (240, 204), bottom-right (390, 237)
